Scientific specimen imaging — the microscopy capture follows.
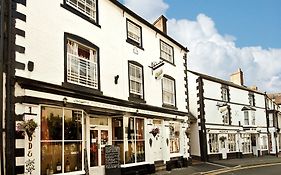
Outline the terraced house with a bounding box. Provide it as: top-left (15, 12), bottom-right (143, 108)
top-left (1, 0), bottom-right (191, 175)
top-left (188, 69), bottom-right (268, 161)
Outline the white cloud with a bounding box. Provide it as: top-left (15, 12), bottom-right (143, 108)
top-left (123, 0), bottom-right (281, 93)
top-left (124, 0), bottom-right (169, 22)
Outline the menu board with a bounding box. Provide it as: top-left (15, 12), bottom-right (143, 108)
top-left (105, 145), bottom-right (120, 169)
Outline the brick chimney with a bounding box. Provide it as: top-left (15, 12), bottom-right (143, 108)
top-left (230, 68), bottom-right (244, 86)
top-left (153, 15), bottom-right (167, 34)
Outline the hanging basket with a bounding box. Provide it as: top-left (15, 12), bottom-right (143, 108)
top-left (17, 119), bottom-right (38, 140)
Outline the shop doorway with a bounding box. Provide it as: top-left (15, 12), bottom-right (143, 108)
top-left (251, 134), bottom-right (258, 156)
top-left (152, 120), bottom-right (163, 161)
top-left (220, 134), bottom-right (228, 159)
top-left (89, 117), bottom-right (111, 175)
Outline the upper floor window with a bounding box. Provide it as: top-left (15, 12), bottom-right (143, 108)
top-left (249, 93), bottom-right (255, 106)
top-left (66, 37), bottom-right (99, 89)
top-left (160, 40), bottom-right (174, 64)
top-left (65, 0), bottom-right (97, 22)
top-left (244, 111), bottom-right (249, 125)
top-left (219, 106), bottom-right (230, 125)
top-left (251, 111), bottom-right (256, 125)
top-left (162, 76), bottom-right (176, 107)
top-left (221, 85), bottom-right (229, 102)
top-left (126, 19), bottom-right (142, 48)
top-left (129, 62), bottom-right (144, 100)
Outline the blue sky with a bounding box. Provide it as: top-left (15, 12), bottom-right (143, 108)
top-left (164, 0), bottom-right (281, 48)
top-left (122, 0), bottom-right (281, 93)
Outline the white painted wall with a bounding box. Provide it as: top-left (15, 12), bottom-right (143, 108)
top-left (15, 0), bottom-right (188, 112)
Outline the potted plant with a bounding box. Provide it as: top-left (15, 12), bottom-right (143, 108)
top-left (149, 128), bottom-right (159, 137)
top-left (17, 119), bottom-right (38, 140)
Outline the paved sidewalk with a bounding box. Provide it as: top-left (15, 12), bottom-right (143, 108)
top-left (153, 156), bottom-right (281, 175)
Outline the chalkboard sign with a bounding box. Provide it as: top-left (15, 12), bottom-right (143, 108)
top-left (84, 149), bottom-right (89, 175)
top-left (105, 145), bottom-right (121, 175)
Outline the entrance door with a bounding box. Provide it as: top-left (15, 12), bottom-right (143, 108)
top-left (251, 134), bottom-right (258, 156)
top-left (90, 129), bottom-right (109, 175)
top-left (152, 120), bottom-right (163, 161)
top-left (220, 134), bottom-right (228, 159)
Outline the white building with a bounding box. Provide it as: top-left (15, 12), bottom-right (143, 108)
top-left (2, 0), bottom-right (190, 174)
top-left (188, 69), bottom-right (268, 161)
top-left (267, 94), bottom-right (281, 156)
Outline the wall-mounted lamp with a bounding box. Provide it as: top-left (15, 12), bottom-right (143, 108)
top-left (63, 97), bottom-right (67, 106)
top-left (114, 75), bottom-right (119, 84)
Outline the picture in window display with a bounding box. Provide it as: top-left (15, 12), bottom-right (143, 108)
top-left (41, 107), bottom-right (83, 174)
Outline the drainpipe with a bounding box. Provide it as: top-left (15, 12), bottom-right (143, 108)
top-left (4, 0), bottom-right (16, 174)
top-left (0, 0), bottom-right (5, 174)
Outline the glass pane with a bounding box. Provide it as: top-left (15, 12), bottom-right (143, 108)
top-left (112, 118), bottom-right (123, 140)
top-left (128, 118), bottom-right (135, 140)
top-left (41, 106), bottom-right (63, 140)
top-left (90, 117), bottom-right (108, 126)
top-left (136, 141), bottom-right (145, 162)
top-left (90, 130), bottom-right (98, 167)
top-left (136, 118), bottom-right (144, 140)
top-left (113, 141), bottom-right (124, 164)
top-left (125, 141), bottom-right (135, 164)
top-left (101, 130), bottom-right (108, 145)
top-left (64, 142), bottom-right (82, 172)
top-left (41, 142), bottom-right (62, 175)
top-left (101, 147), bottom-right (105, 165)
top-left (64, 110), bottom-right (82, 140)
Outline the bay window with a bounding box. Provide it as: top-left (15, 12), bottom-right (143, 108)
top-left (244, 111), bottom-right (249, 125)
top-left (41, 106), bottom-right (85, 174)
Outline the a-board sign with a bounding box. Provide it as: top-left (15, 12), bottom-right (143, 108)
top-left (105, 145), bottom-right (120, 169)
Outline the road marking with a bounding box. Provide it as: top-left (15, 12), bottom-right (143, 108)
top-left (205, 162), bottom-right (281, 175)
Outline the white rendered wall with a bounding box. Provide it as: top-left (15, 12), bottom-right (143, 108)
top-left (15, 0), bottom-right (188, 112)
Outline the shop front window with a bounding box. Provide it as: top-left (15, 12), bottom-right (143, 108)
top-left (126, 117), bottom-right (145, 163)
top-left (228, 134), bottom-right (236, 152)
top-left (242, 134), bottom-right (251, 153)
top-left (169, 122), bottom-right (180, 153)
top-left (260, 135), bottom-right (268, 150)
top-left (41, 106), bottom-right (83, 174)
top-left (209, 133), bottom-right (219, 153)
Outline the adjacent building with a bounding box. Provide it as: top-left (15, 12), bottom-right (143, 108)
top-left (188, 69), bottom-right (268, 161)
top-left (267, 94), bottom-right (281, 156)
top-left (2, 0), bottom-right (190, 175)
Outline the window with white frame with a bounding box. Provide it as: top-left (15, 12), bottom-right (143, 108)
top-left (221, 107), bottom-right (230, 125)
top-left (160, 40), bottom-right (174, 63)
top-left (66, 39), bottom-right (98, 89)
top-left (169, 122), bottom-right (180, 153)
top-left (244, 111), bottom-right (249, 125)
top-left (242, 134), bottom-right (251, 153)
top-left (127, 20), bottom-right (142, 47)
top-left (251, 111), bottom-right (256, 125)
top-left (41, 106), bottom-right (85, 174)
top-left (66, 0), bottom-right (97, 21)
top-left (221, 86), bottom-right (229, 102)
top-left (249, 93), bottom-right (255, 106)
top-left (228, 134), bottom-right (236, 152)
top-left (260, 135), bottom-right (268, 150)
top-left (209, 133), bottom-right (219, 153)
top-left (129, 62), bottom-right (143, 99)
top-left (162, 76), bottom-right (175, 106)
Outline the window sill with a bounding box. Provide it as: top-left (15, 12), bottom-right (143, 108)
top-left (160, 57), bottom-right (175, 66)
top-left (62, 82), bottom-right (103, 96)
top-left (126, 39), bottom-right (144, 50)
top-left (128, 95), bottom-right (146, 104)
top-left (61, 4), bottom-right (101, 28)
top-left (162, 104), bottom-right (177, 110)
